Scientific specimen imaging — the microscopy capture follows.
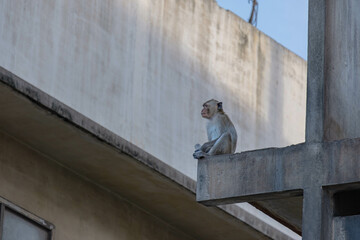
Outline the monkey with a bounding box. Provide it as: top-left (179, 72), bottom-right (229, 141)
top-left (193, 99), bottom-right (237, 159)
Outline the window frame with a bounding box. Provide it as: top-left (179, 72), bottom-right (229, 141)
top-left (0, 196), bottom-right (54, 240)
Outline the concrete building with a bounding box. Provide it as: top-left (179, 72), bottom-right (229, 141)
top-left (0, 0), bottom-right (306, 239)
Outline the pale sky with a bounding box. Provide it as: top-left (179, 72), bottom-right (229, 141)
top-left (216, 0), bottom-right (308, 60)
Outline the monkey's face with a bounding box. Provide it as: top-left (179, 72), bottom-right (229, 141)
top-left (201, 99), bottom-right (223, 119)
top-left (201, 103), bottom-right (213, 119)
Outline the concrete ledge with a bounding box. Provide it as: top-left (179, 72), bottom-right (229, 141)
top-left (0, 67), bottom-right (296, 240)
top-left (197, 137), bottom-right (360, 234)
top-left (197, 139), bottom-right (360, 204)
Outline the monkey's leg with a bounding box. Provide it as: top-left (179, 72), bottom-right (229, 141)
top-left (193, 137), bottom-right (220, 159)
top-left (208, 133), bottom-right (232, 155)
top-left (200, 138), bottom-right (218, 153)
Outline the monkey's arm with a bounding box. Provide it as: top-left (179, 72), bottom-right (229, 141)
top-left (193, 133), bottom-right (232, 159)
top-left (200, 138), bottom-right (218, 153)
top-left (193, 138), bottom-right (220, 159)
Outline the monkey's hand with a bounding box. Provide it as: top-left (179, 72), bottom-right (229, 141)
top-left (193, 150), bottom-right (208, 159)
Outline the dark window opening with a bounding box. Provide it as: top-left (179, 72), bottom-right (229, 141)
top-left (334, 189), bottom-right (360, 217)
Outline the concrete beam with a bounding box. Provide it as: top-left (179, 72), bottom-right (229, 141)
top-left (197, 145), bottom-right (307, 205)
top-left (197, 138), bottom-right (360, 234)
top-left (197, 139), bottom-right (360, 205)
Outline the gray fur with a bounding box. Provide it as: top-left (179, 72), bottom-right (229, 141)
top-left (193, 100), bottom-right (237, 159)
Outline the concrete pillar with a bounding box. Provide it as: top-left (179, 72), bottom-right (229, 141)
top-left (323, 0), bottom-right (360, 141)
top-left (301, 187), bottom-right (323, 239)
top-left (306, 0), bottom-right (360, 142)
top-left (305, 1), bottom-right (360, 238)
top-left (305, 0), bottom-right (326, 143)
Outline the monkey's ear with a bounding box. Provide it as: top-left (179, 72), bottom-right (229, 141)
top-left (217, 102), bottom-right (223, 111)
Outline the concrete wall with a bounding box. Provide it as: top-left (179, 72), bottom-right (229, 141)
top-left (0, 131), bottom-right (193, 240)
top-left (0, 0), bottom-right (306, 179)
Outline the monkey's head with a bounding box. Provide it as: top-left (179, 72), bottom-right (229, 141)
top-left (201, 99), bottom-right (224, 119)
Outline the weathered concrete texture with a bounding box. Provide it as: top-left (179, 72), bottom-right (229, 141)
top-left (0, 0), bottom-right (307, 179)
top-left (321, 185), bottom-right (360, 240)
top-left (197, 138), bottom-right (360, 233)
top-left (198, 139), bottom-right (360, 199)
top-left (305, 0), bottom-right (326, 142)
top-left (0, 68), bottom-right (295, 240)
top-left (324, 0), bottom-right (360, 141)
top-left (306, 0), bottom-right (360, 142)
top-left (333, 215), bottom-right (360, 240)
